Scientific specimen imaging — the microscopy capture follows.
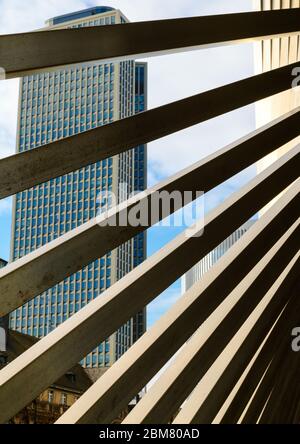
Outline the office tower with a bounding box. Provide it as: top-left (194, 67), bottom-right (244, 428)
top-left (253, 1), bottom-right (300, 212)
top-left (9, 7), bottom-right (147, 369)
top-left (182, 221), bottom-right (255, 293)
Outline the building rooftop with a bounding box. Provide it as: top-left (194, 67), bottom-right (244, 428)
top-left (47, 6), bottom-right (116, 26)
top-left (0, 258), bottom-right (7, 268)
top-left (1, 330), bottom-right (92, 393)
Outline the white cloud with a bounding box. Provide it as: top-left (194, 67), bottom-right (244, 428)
top-left (0, 0), bottom-right (255, 171)
top-left (92, 0), bottom-right (253, 21)
top-left (0, 0), bottom-right (92, 158)
top-left (0, 79), bottom-right (19, 158)
top-left (146, 40), bottom-right (255, 180)
top-left (0, 0), bottom-right (89, 34)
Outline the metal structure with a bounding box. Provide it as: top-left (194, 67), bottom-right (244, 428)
top-left (0, 8), bottom-right (299, 424)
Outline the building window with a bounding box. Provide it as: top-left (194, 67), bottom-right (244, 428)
top-left (48, 390), bottom-right (54, 403)
top-left (61, 392), bottom-right (68, 406)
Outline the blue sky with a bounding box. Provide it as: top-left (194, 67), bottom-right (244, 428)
top-left (0, 0), bottom-right (256, 327)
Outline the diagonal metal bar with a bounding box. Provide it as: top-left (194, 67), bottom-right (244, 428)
top-left (171, 252), bottom-right (300, 425)
top-left (1, 109), bottom-right (299, 317)
top-left (1, 62), bottom-right (300, 199)
top-left (1, 10), bottom-right (300, 78)
top-left (220, 281), bottom-right (300, 424)
top-left (124, 226), bottom-right (300, 424)
top-left (57, 185), bottom-right (300, 424)
top-left (241, 309), bottom-right (300, 424)
top-left (181, 266), bottom-right (300, 424)
top-left (257, 320), bottom-right (300, 424)
top-left (0, 151), bottom-right (298, 424)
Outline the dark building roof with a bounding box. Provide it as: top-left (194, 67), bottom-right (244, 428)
top-left (1, 330), bottom-right (92, 393)
top-left (0, 258), bottom-right (7, 268)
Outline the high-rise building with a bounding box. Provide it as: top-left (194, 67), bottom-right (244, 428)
top-left (253, 1), bottom-right (300, 213)
top-left (9, 7), bottom-right (147, 369)
top-left (182, 221), bottom-right (255, 293)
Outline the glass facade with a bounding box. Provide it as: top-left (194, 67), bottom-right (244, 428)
top-left (183, 221), bottom-right (255, 293)
top-left (10, 8), bottom-right (147, 368)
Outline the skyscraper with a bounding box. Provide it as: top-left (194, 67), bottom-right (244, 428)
top-left (10, 7), bottom-right (147, 369)
top-left (253, 0), bottom-right (300, 213)
top-left (182, 221), bottom-right (255, 293)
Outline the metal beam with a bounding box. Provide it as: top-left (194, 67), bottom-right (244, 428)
top-left (258, 322), bottom-right (300, 424)
top-left (1, 62), bottom-right (300, 199)
top-left (124, 229), bottom-right (300, 424)
top-left (56, 186), bottom-right (300, 424)
top-left (1, 10), bottom-right (300, 78)
top-left (220, 280), bottom-right (300, 424)
top-left (0, 151), bottom-right (298, 423)
top-left (1, 109), bottom-right (299, 317)
top-left (181, 269), bottom-right (300, 424)
top-left (240, 308), bottom-right (300, 424)
top-left (172, 253), bottom-right (300, 425)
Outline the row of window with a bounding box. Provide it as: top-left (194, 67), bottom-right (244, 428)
top-left (48, 390), bottom-right (69, 406)
top-left (21, 89), bottom-right (115, 111)
top-left (23, 84), bottom-right (115, 102)
top-left (12, 285), bottom-right (111, 315)
top-left (16, 189), bottom-right (108, 206)
top-left (21, 104), bottom-right (114, 127)
top-left (15, 166), bottom-right (113, 199)
top-left (23, 72), bottom-right (115, 92)
top-left (21, 97), bottom-right (115, 118)
top-left (15, 190), bottom-right (109, 209)
top-left (15, 186), bottom-right (112, 208)
top-left (25, 62), bottom-right (114, 80)
top-left (15, 210), bottom-right (102, 228)
top-left (83, 354), bottom-right (110, 367)
top-left (21, 92), bottom-right (114, 114)
top-left (16, 198), bottom-right (110, 213)
top-left (70, 15), bottom-right (116, 28)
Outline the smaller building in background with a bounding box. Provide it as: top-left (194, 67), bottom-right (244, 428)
top-left (182, 221), bottom-right (255, 293)
top-left (0, 258), bottom-right (7, 268)
top-left (0, 329), bottom-right (92, 424)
